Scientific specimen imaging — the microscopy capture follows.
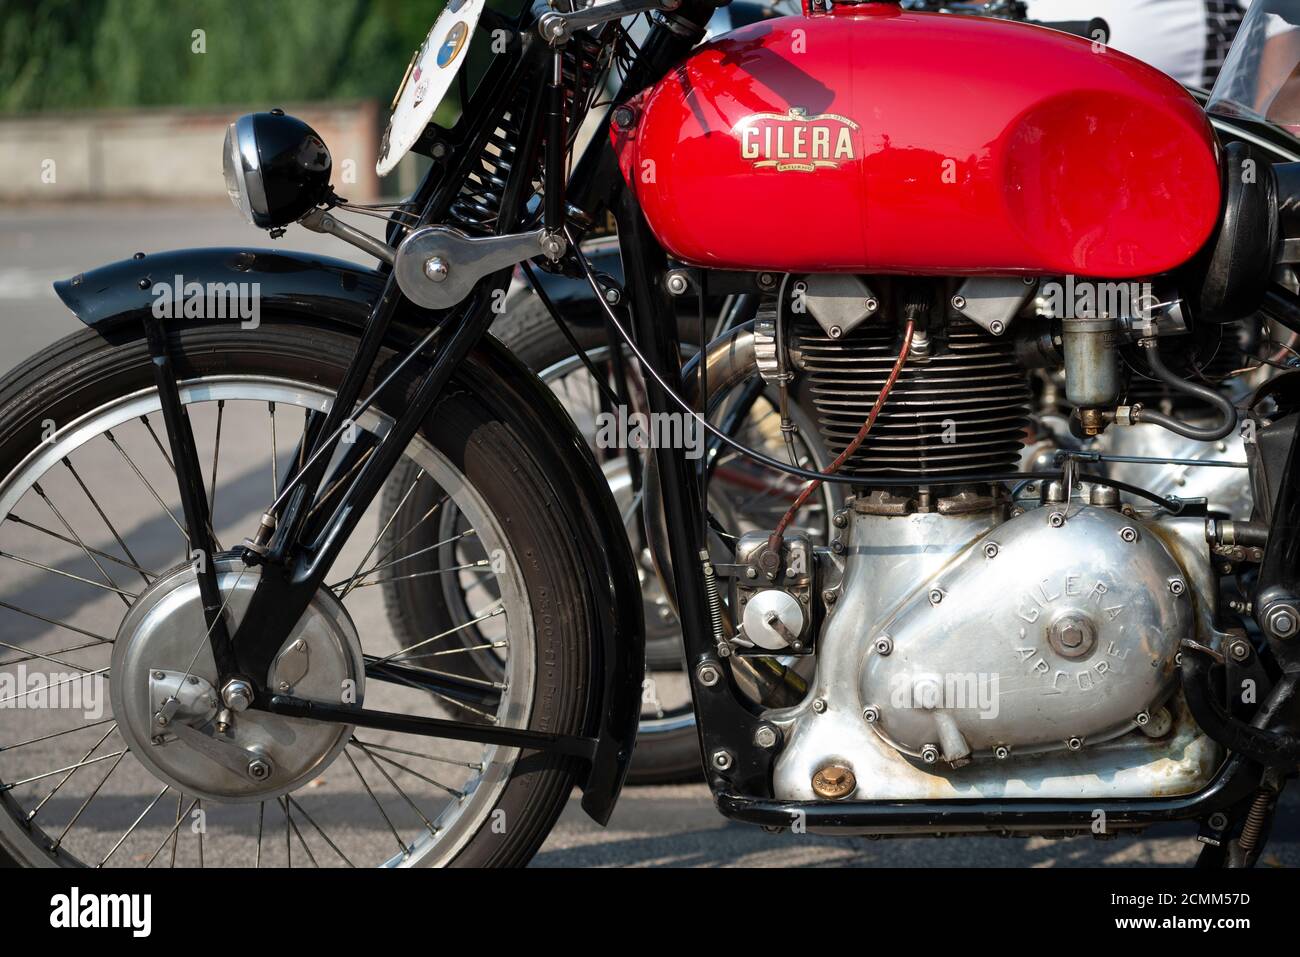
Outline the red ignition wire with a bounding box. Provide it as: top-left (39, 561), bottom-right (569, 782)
top-left (768, 318), bottom-right (915, 552)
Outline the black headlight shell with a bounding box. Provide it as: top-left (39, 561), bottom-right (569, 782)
top-left (222, 110), bottom-right (332, 229)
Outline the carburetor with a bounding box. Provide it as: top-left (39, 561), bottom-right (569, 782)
top-left (730, 531), bottom-right (818, 654)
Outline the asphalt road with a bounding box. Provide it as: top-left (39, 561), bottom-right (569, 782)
top-left (1, 204), bottom-right (1296, 868)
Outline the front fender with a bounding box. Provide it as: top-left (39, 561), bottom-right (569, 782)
top-left (54, 245), bottom-right (643, 825)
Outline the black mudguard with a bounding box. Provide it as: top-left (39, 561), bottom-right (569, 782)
top-left (53, 245), bottom-right (643, 824)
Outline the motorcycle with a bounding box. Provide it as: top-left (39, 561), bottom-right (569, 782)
top-left (4, 0), bottom-right (1300, 868)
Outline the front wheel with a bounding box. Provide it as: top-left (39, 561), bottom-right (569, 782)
top-left (0, 316), bottom-right (594, 867)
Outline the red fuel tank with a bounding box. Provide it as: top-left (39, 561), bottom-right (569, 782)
top-left (612, 4), bottom-right (1222, 278)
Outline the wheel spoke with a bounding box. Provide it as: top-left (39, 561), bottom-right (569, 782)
top-left (351, 739), bottom-right (440, 836)
top-left (255, 801), bottom-right (265, 868)
top-left (0, 638), bottom-right (103, 674)
top-left (351, 740), bottom-right (482, 773)
top-left (0, 551), bottom-right (140, 600)
top-left (334, 467), bottom-right (426, 599)
top-left (61, 457), bottom-right (153, 586)
top-left (9, 723), bottom-right (117, 807)
top-left (374, 603), bottom-right (505, 665)
top-left (50, 748), bottom-right (128, 850)
top-left (0, 599), bottom-right (113, 645)
top-left (208, 399), bottom-right (225, 520)
top-left (353, 737), bottom-right (463, 800)
top-left (331, 527), bottom-right (474, 593)
top-left (279, 795), bottom-right (318, 867)
top-left (5, 513), bottom-right (156, 581)
top-left (100, 786), bottom-right (169, 868)
top-left (269, 402), bottom-right (279, 498)
top-left (141, 796), bottom-right (199, 868)
top-left (104, 430), bottom-right (189, 546)
top-left (345, 560), bottom-right (491, 591)
top-left (285, 794), bottom-right (355, 867)
top-left (343, 749), bottom-right (408, 858)
top-left (0, 716), bottom-right (115, 754)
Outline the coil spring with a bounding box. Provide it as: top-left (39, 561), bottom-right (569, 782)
top-left (447, 35), bottom-right (603, 235)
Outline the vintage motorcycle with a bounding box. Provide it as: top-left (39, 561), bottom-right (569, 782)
top-left (4, 0), bottom-right (1300, 868)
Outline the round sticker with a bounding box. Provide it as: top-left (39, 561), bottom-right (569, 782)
top-left (437, 22), bottom-right (469, 68)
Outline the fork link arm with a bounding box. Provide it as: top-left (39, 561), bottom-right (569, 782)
top-left (141, 314), bottom-right (240, 677)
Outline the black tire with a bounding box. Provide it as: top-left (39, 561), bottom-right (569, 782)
top-left (383, 291), bottom-right (705, 785)
top-left (0, 316), bottom-right (593, 868)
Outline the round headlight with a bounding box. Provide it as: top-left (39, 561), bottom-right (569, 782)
top-left (222, 111), bottom-right (332, 229)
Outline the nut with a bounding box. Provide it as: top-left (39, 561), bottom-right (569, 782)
top-left (862, 706), bottom-right (880, 723)
top-left (695, 661), bottom-right (722, 687)
top-left (1066, 736), bottom-right (1084, 752)
top-left (710, 749), bottom-right (733, 771)
top-left (812, 697), bottom-right (828, 714)
top-left (920, 745), bottom-right (940, 764)
top-left (753, 726), bottom-right (778, 749)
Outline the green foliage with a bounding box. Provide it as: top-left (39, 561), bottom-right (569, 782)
top-left (0, 0), bottom-right (457, 113)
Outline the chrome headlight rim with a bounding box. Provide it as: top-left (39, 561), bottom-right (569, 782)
top-left (224, 114), bottom-right (270, 226)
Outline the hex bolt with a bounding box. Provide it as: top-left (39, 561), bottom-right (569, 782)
top-left (745, 566), bottom-right (757, 579)
top-left (862, 706), bottom-right (880, 724)
top-left (983, 542), bottom-right (1000, 559)
top-left (666, 272), bottom-right (690, 296)
top-left (711, 749), bottom-right (734, 772)
top-left (994, 745), bottom-right (1011, 760)
top-left (928, 587), bottom-right (944, 606)
top-left (1168, 578), bottom-right (1186, 597)
top-left (1229, 638), bottom-right (1252, 661)
top-left (1048, 511), bottom-right (1066, 528)
top-left (753, 726), bottom-right (778, 749)
top-left (152, 671), bottom-right (165, 680)
top-left (1066, 736), bottom-right (1083, 752)
top-left (1135, 711), bottom-right (1150, 726)
top-left (812, 697), bottom-right (828, 714)
top-left (603, 287), bottom-right (621, 305)
top-left (822, 589), bottom-right (838, 605)
top-left (920, 744), bottom-right (940, 764)
top-left (832, 511), bottom-right (849, 528)
top-left (831, 540), bottom-right (845, 555)
top-left (1120, 526), bottom-right (1139, 543)
top-left (1265, 604), bottom-right (1300, 639)
top-left (874, 635), bottom-right (894, 656)
top-left (221, 678), bottom-right (254, 713)
top-left (695, 661), bottom-right (722, 687)
top-left (246, 758), bottom-right (273, 782)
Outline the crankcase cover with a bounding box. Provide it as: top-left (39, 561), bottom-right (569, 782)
top-left (861, 505), bottom-right (1189, 759)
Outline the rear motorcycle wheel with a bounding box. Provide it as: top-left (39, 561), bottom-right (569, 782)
top-left (0, 317), bottom-right (592, 867)
top-left (381, 291), bottom-right (834, 785)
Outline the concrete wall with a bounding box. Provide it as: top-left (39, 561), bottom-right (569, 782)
top-left (0, 100), bottom-right (396, 203)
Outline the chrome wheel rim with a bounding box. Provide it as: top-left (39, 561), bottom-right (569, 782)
top-left (0, 375), bottom-right (533, 867)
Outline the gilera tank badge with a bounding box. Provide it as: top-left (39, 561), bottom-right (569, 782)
top-left (734, 106), bottom-right (859, 173)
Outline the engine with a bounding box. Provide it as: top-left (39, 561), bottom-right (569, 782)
top-left (729, 276), bottom-right (1231, 812)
